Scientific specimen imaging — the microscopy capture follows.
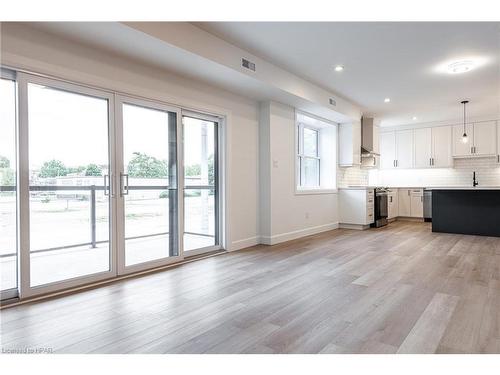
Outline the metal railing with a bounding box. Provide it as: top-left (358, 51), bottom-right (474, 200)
top-left (0, 184), bottom-right (215, 258)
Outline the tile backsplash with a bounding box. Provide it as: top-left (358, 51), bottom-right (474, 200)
top-left (368, 156), bottom-right (500, 187)
top-left (337, 165), bottom-right (369, 187)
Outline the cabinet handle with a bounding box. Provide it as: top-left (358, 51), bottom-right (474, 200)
top-left (432, 157), bottom-right (434, 166)
top-left (497, 155), bottom-right (500, 163)
top-left (408, 190), bottom-right (410, 196)
top-left (429, 158), bottom-right (432, 166)
top-left (390, 196), bottom-right (393, 203)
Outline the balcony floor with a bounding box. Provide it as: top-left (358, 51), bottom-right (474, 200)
top-left (0, 233), bottom-right (214, 290)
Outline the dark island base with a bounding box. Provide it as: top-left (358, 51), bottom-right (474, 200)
top-left (432, 189), bottom-right (500, 237)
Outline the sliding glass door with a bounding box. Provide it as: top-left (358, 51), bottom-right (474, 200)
top-left (1, 70), bottom-right (224, 301)
top-left (0, 72), bottom-right (18, 299)
top-left (17, 73), bottom-right (116, 297)
top-left (116, 96), bottom-right (181, 273)
top-left (182, 113), bottom-right (220, 255)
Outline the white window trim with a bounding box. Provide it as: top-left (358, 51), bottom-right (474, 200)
top-left (294, 110), bottom-right (338, 195)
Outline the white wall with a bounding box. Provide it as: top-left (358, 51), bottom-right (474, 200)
top-left (369, 157), bottom-right (500, 187)
top-left (0, 23), bottom-right (260, 251)
top-left (259, 101), bottom-right (339, 244)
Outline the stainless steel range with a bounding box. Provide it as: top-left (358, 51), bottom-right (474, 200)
top-left (372, 187), bottom-right (388, 228)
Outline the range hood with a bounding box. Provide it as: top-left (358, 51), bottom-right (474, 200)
top-left (361, 117), bottom-right (380, 156)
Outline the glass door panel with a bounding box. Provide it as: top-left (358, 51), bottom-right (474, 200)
top-left (121, 102), bottom-right (178, 267)
top-left (183, 115), bottom-right (219, 253)
top-left (0, 77), bottom-right (18, 298)
top-left (27, 82), bottom-right (111, 287)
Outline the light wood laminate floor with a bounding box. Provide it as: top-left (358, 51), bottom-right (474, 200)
top-left (1, 221), bottom-right (499, 354)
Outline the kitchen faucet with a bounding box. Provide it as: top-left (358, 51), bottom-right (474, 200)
top-left (473, 171), bottom-right (479, 187)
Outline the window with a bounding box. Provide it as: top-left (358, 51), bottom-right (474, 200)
top-left (297, 125), bottom-right (320, 188)
top-left (296, 112), bottom-right (337, 192)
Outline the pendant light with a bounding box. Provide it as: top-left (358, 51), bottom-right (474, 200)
top-left (461, 100), bottom-right (469, 144)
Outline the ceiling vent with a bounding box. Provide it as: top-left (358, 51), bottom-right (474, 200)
top-left (329, 98), bottom-right (337, 106)
top-left (242, 58), bottom-right (256, 72)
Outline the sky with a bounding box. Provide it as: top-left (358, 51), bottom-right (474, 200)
top-left (0, 79), bottom-right (215, 175)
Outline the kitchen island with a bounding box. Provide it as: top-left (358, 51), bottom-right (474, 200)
top-left (431, 187), bottom-right (500, 237)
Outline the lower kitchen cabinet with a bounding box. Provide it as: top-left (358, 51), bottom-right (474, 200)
top-left (398, 188), bottom-right (423, 218)
top-left (339, 188), bottom-right (375, 230)
top-left (410, 189), bottom-right (424, 217)
top-left (387, 189), bottom-right (399, 219)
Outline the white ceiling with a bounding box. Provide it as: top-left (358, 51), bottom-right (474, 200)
top-left (195, 22), bottom-right (500, 126)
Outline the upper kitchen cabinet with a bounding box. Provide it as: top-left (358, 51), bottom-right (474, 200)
top-left (473, 121), bottom-right (497, 156)
top-left (338, 122), bottom-right (361, 167)
top-left (380, 131), bottom-right (396, 169)
top-left (431, 126), bottom-right (452, 167)
top-left (380, 129), bottom-right (414, 169)
top-left (452, 123), bottom-right (473, 157)
top-left (497, 122), bottom-right (500, 163)
top-left (453, 121), bottom-right (497, 157)
top-left (395, 130), bottom-right (414, 168)
top-left (413, 126), bottom-right (452, 168)
top-left (414, 127), bottom-right (432, 168)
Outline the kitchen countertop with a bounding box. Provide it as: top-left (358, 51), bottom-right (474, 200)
top-left (425, 186), bottom-right (500, 190)
top-left (341, 185), bottom-right (500, 190)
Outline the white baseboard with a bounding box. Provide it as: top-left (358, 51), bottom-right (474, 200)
top-left (339, 223), bottom-right (371, 230)
top-left (230, 236), bottom-right (260, 251)
top-left (260, 222), bottom-right (339, 245)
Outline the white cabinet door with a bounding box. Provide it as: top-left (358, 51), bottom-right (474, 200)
top-left (414, 128), bottom-right (432, 168)
top-left (473, 121), bottom-right (497, 156)
top-left (453, 123), bottom-right (474, 157)
top-left (398, 189), bottom-right (411, 216)
top-left (432, 126), bottom-right (452, 167)
top-left (410, 189), bottom-right (423, 217)
top-left (380, 131), bottom-right (396, 169)
top-left (396, 130), bottom-right (414, 168)
top-left (388, 190), bottom-right (399, 219)
top-left (373, 125), bottom-right (380, 155)
top-left (497, 122), bottom-right (500, 163)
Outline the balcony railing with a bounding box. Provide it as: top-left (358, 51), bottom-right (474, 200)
top-left (0, 184), bottom-right (215, 258)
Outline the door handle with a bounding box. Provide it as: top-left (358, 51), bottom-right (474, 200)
top-left (104, 174), bottom-right (109, 196)
top-left (120, 173), bottom-right (129, 196)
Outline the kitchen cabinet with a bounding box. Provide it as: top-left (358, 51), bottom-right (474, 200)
top-left (453, 121), bottom-right (497, 157)
top-left (414, 128), bottom-right (432, 168)
top-left (398, 188), bottom-right (423, 218)
top-left (398, 189), bottom-right (411, 217)
top-left (474, 121), bottom-right (497, 156)
top-left (414, 126), bottom-right (452, 168)
top-left (373, 124), bottom-right (380, 155)
top-left (497, 122), bottom-right (500, 163)
top-left (410, 189), bottom-right (424, 217)
top-left (396, 130), bottom-right (414, 168)
top-left (387, 189), bottom-right (399, 219)
top-left (339, 188), bottom-right (374, 229)
top-left (453, 123), bottom-right (473, 157)
top-left (431, 126), bottom-right (452, 167)
top-left (339, 122), bottom-right (361, 167)
top-left (380, 130), bottom-right (413, 169)
top-left (380, 132), bottom-right (396, 169)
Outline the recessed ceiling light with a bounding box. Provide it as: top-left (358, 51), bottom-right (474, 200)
top-left (384, 98), bottom-right (391, 103)
top-left (447, 60), bottom-right (475, 74)
top-left (334, 65), bottom-right (344, 72)
top-left (412, 116), bottom-right (418, 121)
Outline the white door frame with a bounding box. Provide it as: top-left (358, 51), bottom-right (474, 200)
top-left (16, 72), bottom-right (118, 299)
top-left (114, 94), bottom-right (184, 275)
top-left (181, 110), bottom-right (224, 256)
